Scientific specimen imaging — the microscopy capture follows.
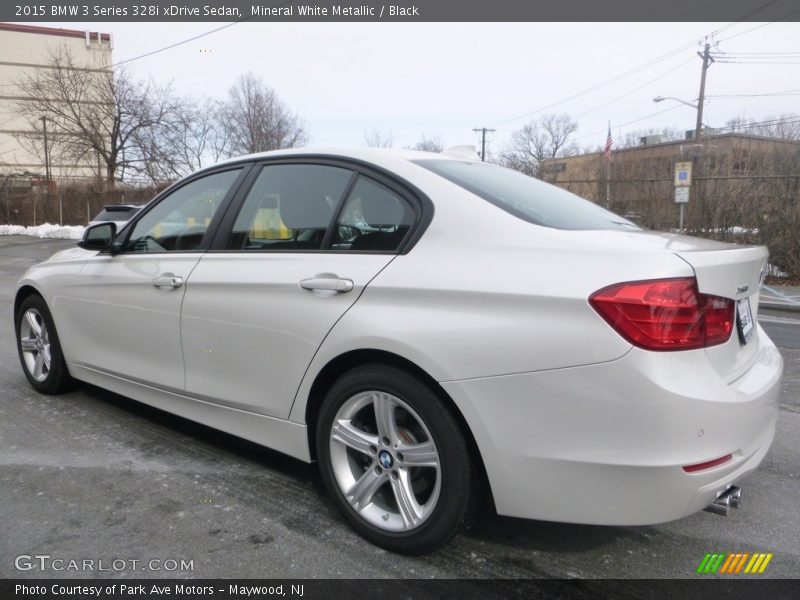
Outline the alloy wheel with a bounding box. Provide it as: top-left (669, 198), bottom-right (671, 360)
top-left (19, 308), bottom-right (51, 383)
top-left (329, 390), bottom-right (441, 532)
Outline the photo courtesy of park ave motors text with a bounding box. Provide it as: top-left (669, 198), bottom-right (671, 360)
top-left (0, 0), bottom-right (799, 586)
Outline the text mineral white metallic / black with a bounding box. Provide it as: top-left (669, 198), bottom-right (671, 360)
top-left (14, 147), bottom-right (783, 554)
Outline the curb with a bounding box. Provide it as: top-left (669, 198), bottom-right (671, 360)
top-left (760, 302), bottom-right (800, 314)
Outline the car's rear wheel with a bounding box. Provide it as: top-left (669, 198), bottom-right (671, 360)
top-left (317, 364), bottom-right (473, 554)
top-left (16, 294), bottom-right (73, 394)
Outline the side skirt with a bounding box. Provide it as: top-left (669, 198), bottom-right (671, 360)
top-left (70, 363), bottom-right (312, 462)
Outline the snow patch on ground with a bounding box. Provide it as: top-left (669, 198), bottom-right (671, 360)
top-left (0, 223), bottom-right (85, 240)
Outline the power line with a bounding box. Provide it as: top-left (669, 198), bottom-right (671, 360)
top-left (707, 88), bottom-right (800, 98)
top-left (0, 23), bottom-right (243, 89)
top-left (491, 39), bottom-right (705, 127)
top-left (107, 2), bottom-right (306, 68)
top-left (574, 113), bottom-right (800, 145)
top-left (724, 0), bottom-right (786, 21)
top-left (0, 1), bottom-right (294, 89)
top-left (113, 19), bottom-right (253, 67)
top-left (717, 6), bottom-right (800, 42)
top-left (715, 52), bottom-right (800, 56)
top-left (573, 57), bottom-right (695, 119)
top-left (491, 0), bottom-right (790, 129)
top-left (714, 59), bottom-right (800, 64)
top-left (572, 104), bottom-right (683, 141)
top-left (729, 115), bottom-right (800, 127)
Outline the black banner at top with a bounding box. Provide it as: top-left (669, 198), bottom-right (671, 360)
top-left (3, 0), bottom-right (800, 22)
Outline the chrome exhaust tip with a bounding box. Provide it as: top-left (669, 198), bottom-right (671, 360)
top-left (729, 486), bottom-right (742, 509)
top-left (704, 486), bottom-right (742, 517)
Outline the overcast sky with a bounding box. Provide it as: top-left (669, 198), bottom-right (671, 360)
top-left (30, 21), bottom-right (800, 153)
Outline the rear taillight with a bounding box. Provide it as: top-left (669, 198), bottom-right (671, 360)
top-left (589, 277), bottom-right (734, 351)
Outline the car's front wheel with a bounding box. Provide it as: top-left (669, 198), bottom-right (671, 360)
top-left (317, 364), bottom-right (473, 554)
top-left (16, 294), bottom-right (74, 394)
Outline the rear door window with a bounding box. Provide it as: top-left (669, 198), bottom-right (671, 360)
top-left (331, 176), bottom-right (413, 251)
top-left (226, 164), bottom-right (354, 251)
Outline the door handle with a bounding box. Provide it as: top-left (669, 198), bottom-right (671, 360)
top-left (152, 274), bottom-right (184, 289)
top-left (299, 277), bottom-right (354, 293)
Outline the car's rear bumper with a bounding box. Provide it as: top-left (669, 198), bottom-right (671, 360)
top-left (441, 324), bottom-right (782, 525)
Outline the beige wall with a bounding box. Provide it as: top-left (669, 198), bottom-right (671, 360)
top-left (0, 25), bottom-right (112, 182)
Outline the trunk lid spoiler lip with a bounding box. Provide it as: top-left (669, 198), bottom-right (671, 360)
top-left (671, 245), bottom-right (768, 300)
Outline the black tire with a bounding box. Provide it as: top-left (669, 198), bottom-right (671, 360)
top-left (316, 364), bottom-right (473, 554)
top-left (15, 294), bottom-right (74, 394)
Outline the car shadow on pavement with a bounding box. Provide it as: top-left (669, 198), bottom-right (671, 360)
top-left (465, 515), bottom-right (657, 553)
top-left (79, 383), bottom-right (656, 556)
top-left (80, 384), bottom-right (322, 486)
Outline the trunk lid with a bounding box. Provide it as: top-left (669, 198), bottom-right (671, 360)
top-left (673, 243), bottom-right (768, 383)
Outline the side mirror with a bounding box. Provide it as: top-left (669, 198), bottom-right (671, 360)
top-left (79, 222), bottom-right (117, 251)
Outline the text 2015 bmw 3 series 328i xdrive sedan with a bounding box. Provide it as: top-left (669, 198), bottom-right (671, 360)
top-left (15, 148), bottom-right (783, 554)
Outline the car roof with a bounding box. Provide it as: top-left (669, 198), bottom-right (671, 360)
top-left (212, 147), bottom-right (479, 171)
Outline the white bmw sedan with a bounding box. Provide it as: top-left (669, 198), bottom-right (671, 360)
top-left (15, 148), bottom-right (783, 554)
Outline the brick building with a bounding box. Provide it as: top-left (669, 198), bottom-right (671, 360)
top-left (540, 132), bottom-right (800, 232)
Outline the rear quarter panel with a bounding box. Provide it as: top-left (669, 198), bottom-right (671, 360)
top-left (289, 190), bottom-right (696, 422)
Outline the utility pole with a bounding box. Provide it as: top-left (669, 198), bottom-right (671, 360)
top-left (695, 42), bottom-right (714, 140)
top-left (472, 127), bottom-right (495, 162)
top-left (39, 115), bottom-right (50, 227)
top-left (40, 115), bottom-right (50, 182)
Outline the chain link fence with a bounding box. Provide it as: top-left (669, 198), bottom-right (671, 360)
top-left (0, 182), bottom-right (163, 228)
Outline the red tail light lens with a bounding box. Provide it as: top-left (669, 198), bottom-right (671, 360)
top-left (589, 278), bottom-right (734, 351)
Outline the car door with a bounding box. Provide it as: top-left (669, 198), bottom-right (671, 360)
top-left (180, 161), bottom-right (417, 418)
top-left (65, 167), bottom-right (246, 390)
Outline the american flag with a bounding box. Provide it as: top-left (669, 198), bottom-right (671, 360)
top-left (604, 124), bottom-right (613, 160)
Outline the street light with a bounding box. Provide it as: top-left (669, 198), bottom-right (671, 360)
top-left (652, 95), bottom-right (699, 110)
top-left (652, 96), bottom-right (709, 138)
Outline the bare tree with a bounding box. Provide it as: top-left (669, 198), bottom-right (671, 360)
top-left (724, 114), bottom-right (800, 140)
top-left (137, 97), bottom-right (232, 181)
top-left (363, 127), bottom-right (393, 148)
top-left (724, 116), bottom-right (748, 134)
top-left (13, 47), bottom-right (179, 184)
top-left (499, 114), bottom-right (578, 177)
top-left (410, 134), bottom-right (444, 153)
top-left (219, 73), bottom-right (307, 156)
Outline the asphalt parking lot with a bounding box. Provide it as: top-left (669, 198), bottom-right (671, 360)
top-left (1, 235), bottom-right (798, 579)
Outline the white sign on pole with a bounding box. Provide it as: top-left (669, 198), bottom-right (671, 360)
top-left (674, 187), bottom-right (690, 204)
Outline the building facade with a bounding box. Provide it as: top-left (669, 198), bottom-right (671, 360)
top-left (540, 133), bottom-right (800, 232)
top-left (0, 23), bottom-right (112, 183)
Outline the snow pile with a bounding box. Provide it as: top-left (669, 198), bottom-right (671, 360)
top-left (0, 223), bottom-right (85, 240)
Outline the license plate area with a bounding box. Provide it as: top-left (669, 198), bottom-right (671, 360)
top-left (736, 297), bottom-right (754, 345)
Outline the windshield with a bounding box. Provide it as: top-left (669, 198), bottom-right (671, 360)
top-left (414, 159), bottom-right (639, 231)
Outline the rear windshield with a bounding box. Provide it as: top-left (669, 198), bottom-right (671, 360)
top-left (414, 159), bottom-right (639, 231)
top-left (94, 206), bottom-right (138, 222)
